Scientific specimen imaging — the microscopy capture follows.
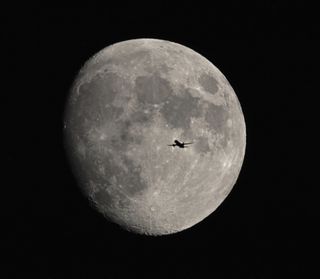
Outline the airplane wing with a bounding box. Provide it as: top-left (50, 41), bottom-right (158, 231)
top-left (184, 142), bottom-right (193, 145)
top-left (167, 144), bottom-right (175, 147)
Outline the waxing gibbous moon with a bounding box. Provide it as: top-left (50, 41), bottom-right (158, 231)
top-left (64, 38), bottom-right (246, 235)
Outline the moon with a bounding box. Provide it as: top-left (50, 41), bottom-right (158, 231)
top-left (64, 38), bottom-right (246, 235)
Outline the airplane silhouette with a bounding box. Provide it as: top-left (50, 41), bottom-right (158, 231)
top-left (167, 139), bottom-right (193, 148)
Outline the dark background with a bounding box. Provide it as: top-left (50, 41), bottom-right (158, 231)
top-left (3, 3), bottom-right (318, 278)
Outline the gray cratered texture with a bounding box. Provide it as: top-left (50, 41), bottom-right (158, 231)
top-left (64, 39), bottom-right (246, 235)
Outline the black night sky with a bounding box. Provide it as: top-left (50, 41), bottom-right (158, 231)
top-left (3, 3), bottom-right (318, 278)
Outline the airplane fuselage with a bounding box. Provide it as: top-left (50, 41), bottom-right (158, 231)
top-left (168, 139), bottom-right (193, 148)
top-left (173, 140), bottom-right (186, 148)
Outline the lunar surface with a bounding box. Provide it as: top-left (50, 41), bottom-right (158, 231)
top-left (64, 39), bottom-right (246, 235)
